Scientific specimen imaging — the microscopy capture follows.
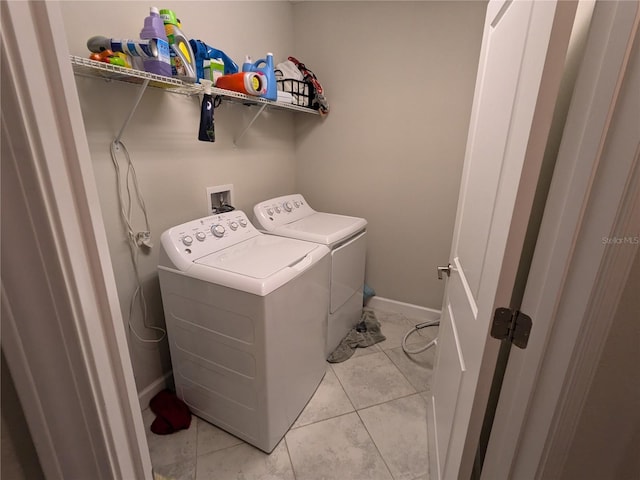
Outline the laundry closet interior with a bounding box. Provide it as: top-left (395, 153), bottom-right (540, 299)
top-left (60, 0), bottom-right (486, 477)
top-left (50, 1), bottom-right (486, 478)
top-left (6, 0), bottom-right (640, 479)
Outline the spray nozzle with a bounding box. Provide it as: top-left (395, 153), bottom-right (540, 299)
top-left (201, 79), bottom-right (212, 95)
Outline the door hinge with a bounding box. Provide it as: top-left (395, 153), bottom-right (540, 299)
top-left (491, 307), bottom-right (532, 349)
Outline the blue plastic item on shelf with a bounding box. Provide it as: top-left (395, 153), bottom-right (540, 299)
top-left (242, 53), bottom-right (277, 101)
top-left (190, 39), bottom-right (239, 83)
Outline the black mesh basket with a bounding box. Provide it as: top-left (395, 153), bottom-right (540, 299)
top-left (276, 78), bottom-right (317, 109)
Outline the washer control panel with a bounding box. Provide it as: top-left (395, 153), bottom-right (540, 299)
top-left (253, 194), bottom-right (315, 231)
top-left (161, 210), bottom-right (258, 262)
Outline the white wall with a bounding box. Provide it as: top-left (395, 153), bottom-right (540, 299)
top-left (292, 1), bottom-right (486, 308)
top-left (61, 1), bottom-right (299, 393)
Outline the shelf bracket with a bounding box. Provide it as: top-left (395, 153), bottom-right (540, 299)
top-left (114, 78), bottom-right (150, 147)
top-left (233, 103), bottom-right (268, 146)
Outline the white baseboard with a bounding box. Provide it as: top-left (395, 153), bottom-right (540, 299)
top-left (367, 296), bottom-right (441, 322)
top-left (138, 371), bottom-right (174, 411)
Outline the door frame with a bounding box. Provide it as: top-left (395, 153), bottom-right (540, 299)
top-left (2, 1), bottom-right (636, 479)
top-left (1, 2), bottom-right (153, 479)
top-left (482, 1), bottom-right (640, 478)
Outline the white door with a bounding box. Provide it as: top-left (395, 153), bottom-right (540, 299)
top-left (427, 1), bottom-right (576, 479)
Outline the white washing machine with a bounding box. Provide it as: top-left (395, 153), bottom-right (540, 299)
top-left (158, 210), bottom-right (330, 453)
top-left (253, 194), bottom-right (367, 357)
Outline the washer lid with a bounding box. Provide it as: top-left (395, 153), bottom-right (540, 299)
top-left (195, 234), bottom-right (318, 279)
top-left (273, 212), bottom-right (367, 246)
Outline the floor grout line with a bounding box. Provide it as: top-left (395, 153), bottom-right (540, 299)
top-left (354, 407), bottom-right (396, 480)
top-left (290, 409), bottom-right (356, 431)
top-left (283, 436), bottom-right (297, 480)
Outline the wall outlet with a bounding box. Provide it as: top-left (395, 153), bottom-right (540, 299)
top-left (207, 184), bottom-right (234, 215)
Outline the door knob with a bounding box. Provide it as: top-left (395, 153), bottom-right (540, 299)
top-left (437, 264), bottom-right (452, 280)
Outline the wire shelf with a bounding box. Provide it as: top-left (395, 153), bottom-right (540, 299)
top-left (70, 55), bottom-right (195, 94)
top-left (70, 55), bottom-right (319, 114)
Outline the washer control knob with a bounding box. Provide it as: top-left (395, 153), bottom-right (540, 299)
top-left (211, 224), bottom-right (225, 238)
top-left (182, 235), bottom-right (193, 246)
top-left (195, 232), bottom-right (207, 242)
top-left (229, 221), bottom-right (239, 231)
top-left (239, 218), bottom-right (248, 228)
top-left (294, 201), bottom-right (300, 208)
top-left (274, 206), bottom-right (281, 214)
top-left (267, 208), bottom-right (274, 216)
top-left (283, 201), bottom-right (293, 212)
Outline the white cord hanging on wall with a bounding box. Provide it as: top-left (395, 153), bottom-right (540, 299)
top-left (110, 139), bottom-right (166, 343)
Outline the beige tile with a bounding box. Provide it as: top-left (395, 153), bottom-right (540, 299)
top-left (385, 345), bottom-right (435, 392)
top-left (292, 367), bottom-right (354, 428)
top-left (375, 311), bottom-right (424, 351)
top-left (358, 394), bottom-right (429, 480)
top-left (143, 407), bottom-right (197, 468)
top-left (286, 413), bottom-right (393, 480)
top-left (195, 416), bottom-right (243, 457)
top-left (332, 351), bottom-right (416, 409)
top-left (195, 439), bottom-right (294, 480)
top-left (152, 459), bottom-right (195, 480)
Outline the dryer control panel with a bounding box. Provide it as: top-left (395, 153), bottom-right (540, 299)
top-left (253, 193), bottom-right (315, 231)
top-left (160, 211), bottom-right (260, 264)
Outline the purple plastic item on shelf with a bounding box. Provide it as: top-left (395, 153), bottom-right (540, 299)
top-left (139, 7), bottom-right (171, 77)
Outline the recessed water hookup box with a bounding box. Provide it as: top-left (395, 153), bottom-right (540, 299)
top-left (207, 184), bottom-right (234, 215)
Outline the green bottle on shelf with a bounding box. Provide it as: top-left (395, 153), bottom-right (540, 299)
top-left (159, 9), bottom-right (196, 82)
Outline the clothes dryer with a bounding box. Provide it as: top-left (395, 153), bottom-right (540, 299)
top-left (158, 210), bottom-right (330, 453)
top-left (253, 194), bottom-right (367, 357)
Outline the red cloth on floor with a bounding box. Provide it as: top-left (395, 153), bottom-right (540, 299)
top-left (149, 389), bottom-right (192, 435)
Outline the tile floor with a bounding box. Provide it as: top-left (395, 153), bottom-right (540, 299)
top-left (144, 308), bottom-right (438, 480)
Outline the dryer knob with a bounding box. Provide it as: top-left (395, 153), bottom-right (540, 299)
top-left (182, 235), bottom-right (193, 246)
top-left (211, 224), bottom-right (225, 238)
top-left (283, 201), bottom-right (293, 212)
